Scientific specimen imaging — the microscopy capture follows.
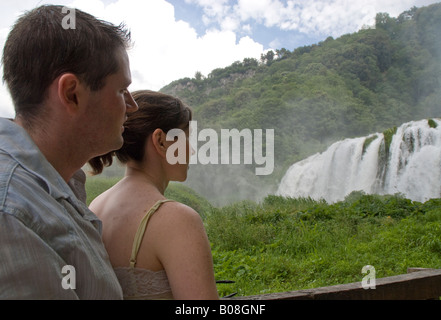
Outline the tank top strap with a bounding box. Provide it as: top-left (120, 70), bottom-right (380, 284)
top-left (129, 199), bottom-right (174, 268)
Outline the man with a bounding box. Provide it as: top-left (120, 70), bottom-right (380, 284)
top-left (0, 5), bottom-right (138, 299)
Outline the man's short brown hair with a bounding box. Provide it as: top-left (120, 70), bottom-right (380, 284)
top-left (2, 5), bottom-right (131, 121)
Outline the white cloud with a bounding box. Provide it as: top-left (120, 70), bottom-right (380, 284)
top-left (236, 0), bottom-right (287, 26)
top-left (0, 27), bottom-right (13, 118)
top-left (185, 0), bottom-right (230, 20)
top-left (90, 0), bottom-right (264, 90)
top-left (190, 0), bottom-right (439, 38)
top-left (225, 0), bottom-right (377, 37)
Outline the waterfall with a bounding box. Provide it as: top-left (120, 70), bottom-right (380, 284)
top-left (277, 119), bottom-right (441, 203)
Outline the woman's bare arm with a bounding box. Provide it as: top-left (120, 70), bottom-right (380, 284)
top-left (152, 202), bottom-right (219, 300)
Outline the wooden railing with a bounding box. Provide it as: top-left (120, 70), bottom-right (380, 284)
top-left (232, 268), bottom-right (441, 300)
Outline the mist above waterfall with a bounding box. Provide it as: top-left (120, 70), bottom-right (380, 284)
top-left (277, 119), bottom-right (441, 203)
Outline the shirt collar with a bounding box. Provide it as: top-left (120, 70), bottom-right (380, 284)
top-left (0, 118), bottom-right (75, 201)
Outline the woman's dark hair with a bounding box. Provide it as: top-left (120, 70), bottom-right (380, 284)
top-left (2, 5), bottom-right (131, 124)
top-left (88, 90), bottom-right (192, 175)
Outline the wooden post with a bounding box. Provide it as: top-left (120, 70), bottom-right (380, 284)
top-left (232, 269), bottom-right (441, 300)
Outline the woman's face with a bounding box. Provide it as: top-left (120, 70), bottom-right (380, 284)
top-left (166, 126), bottom-right (193, 182)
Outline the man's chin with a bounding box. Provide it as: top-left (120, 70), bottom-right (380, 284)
top-left (108, 137), bottom-right (124, 153)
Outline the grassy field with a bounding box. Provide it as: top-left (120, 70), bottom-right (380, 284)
top-left (86, 177), bottom-right (441, 298)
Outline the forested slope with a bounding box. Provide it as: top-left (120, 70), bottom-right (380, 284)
top-left (161, 3), bottom-right (441, 204)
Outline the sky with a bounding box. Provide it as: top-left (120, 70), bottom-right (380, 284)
top-left (0, 0), bottom-right (439, 118)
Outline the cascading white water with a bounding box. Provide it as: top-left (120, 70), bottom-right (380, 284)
top-left (277, 119), bottom-right (441, 203)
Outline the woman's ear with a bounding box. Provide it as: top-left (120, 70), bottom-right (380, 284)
top-left (151, 128), bottom-right (168, 158)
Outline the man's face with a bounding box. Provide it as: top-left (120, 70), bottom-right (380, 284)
top-left (85, 48), bottom-right (138, 157)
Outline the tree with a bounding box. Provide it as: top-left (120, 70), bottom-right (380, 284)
top-left (194, 71), bottom-right (204, 81)
top-left (375, 12), bottom-right (394, 29)
top-left (261, 50), bottom-right (275, 65)
top-left (275, 48), bottom-right (291, 60)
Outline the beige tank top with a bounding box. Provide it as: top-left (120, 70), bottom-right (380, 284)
top-left (114, 199), bottom-right (174, 300)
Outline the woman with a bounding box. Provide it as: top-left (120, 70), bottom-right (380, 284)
top-left (88, 90), bottom-right (219, 300)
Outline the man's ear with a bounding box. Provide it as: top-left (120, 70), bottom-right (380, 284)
top-left (57, 73), bottom-right (82, 115)
top-left (151, 128), bottom-right (168, 158)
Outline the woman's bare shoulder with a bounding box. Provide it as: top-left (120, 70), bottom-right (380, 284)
top-left (153, 201), bottom-right (203, 228)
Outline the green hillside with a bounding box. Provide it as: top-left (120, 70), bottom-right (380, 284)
top-left (207, 194), bottom-right (441, 297)
top-left (85, 176), bottom-right (441, 297)
top-left (160, 3), bottom-right (441, 205)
